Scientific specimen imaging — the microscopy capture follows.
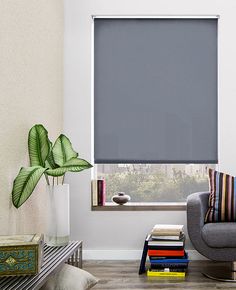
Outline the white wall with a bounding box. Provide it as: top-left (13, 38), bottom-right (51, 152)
top-left (0, 0), bottom-right (63, 235)
top-left (64, 0), bottom-right (236, 257)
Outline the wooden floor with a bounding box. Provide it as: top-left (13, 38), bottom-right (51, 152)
top-left (84, 260), bottom-right (236, 290)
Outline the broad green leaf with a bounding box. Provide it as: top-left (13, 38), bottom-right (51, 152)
top-left (46, 157), bottom-right (92, 177)
top-left (52, 134), bottom-right (78, 166)
top-left (28, 124), bottom-right (50, 167)
top-left (45, 141), bottom-right (58, 169)
top-left (46, 168), bottom-right (68, 177)
top-left (64, 157), bottom-right (93, 172)
top-left (12, 166), bottom-right (47, 208)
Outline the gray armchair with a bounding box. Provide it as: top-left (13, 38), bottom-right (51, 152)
top-left (187, 192), bottom-right (236, 282)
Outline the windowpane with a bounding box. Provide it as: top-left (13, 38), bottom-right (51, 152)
top-left (97, 164), bottom-right (214, 202)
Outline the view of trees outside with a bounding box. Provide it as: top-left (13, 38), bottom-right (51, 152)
top-left (97, 164), bottom-right (214, 202)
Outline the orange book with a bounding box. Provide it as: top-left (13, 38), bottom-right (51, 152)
top-left (148, 249), bottom-right (185, 257)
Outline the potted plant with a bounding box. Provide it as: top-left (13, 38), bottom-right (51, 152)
top-left (11, 124), bottom-right (92, 246)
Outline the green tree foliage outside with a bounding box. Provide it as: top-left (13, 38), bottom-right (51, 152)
top-left (99, 168), bottom-right (209, 202)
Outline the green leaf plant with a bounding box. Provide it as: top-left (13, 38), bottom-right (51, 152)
top-left (12, 124), bottom-right (93, 208)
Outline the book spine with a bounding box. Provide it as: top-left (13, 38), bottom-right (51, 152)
top-left (91, 180), bottom-right (98, 206)
top-left (150, 263), bottom-right (188, 269)
top-left (138, 234), bottom-right (151, 275)
top-left (151, 235), bottom-right (183, 241)
top-left (147, 270), bottom-right (185, 277)
top-left (151, 231), bottom-right (183, 236)
top-left (150, 259), bottom-right (189, 264)
top-left (148, 249), bottom-right (185, 257)
top-left (149, 252), bottom-right (188, 261)
top-left (97, 179), bottom-right (102, 206)
top-left (148, 245), bottom-right (184, 249)
top-left (149, 240), bottom-right (184, 245)
top-left (97, 179), bottom-right (106, 206)
top-left (150, 258), bottom-right (189, 264)
top-left (102, 179), bottom-right (106, 206)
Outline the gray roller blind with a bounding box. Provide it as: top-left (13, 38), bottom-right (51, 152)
top-left (94, 18), bottom-right (218, 164)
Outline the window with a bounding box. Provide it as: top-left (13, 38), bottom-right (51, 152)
top-left (93, 17), bottom-right (218, 207)
top-left (97, 164), bottom-right (213, 203)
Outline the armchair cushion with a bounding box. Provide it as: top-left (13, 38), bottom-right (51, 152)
top-left (205, 169), bottom-right (236, 223)
top-left (202, 222), bottom-right (236, 248)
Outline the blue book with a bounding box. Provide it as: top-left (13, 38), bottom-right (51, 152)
top-left (139, 234), bottom-right (151, 274)
top-left (150, 253), bottom-right (189, 264)
top-left (151, 262), bottom-right (188, 269)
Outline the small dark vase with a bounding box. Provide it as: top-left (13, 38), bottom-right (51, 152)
top-left (112, 192), bottom-right (131, 205)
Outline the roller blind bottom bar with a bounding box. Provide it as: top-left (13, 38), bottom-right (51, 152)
top-left (93, 15), bottom-right (220, 19)
top-left (94, 160), bottom-right (218, 164)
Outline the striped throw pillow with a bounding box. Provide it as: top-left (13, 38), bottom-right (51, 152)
top-left (205, 169), bottom-right (236, 223)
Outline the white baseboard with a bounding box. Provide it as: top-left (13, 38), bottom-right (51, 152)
top-left (83, 249), bottom-right (207, 260)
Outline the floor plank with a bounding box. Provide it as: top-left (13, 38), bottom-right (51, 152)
top-left (83, 260), bottom-right (236, 290)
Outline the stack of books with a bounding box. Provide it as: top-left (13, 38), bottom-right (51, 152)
top-left (147, 224), bottom-right (189, 277)
top-left (91, 178), bottom-right (106, 206)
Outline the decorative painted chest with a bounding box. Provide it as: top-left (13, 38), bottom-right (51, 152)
top-left (0, 234), bottom-right (43, 276)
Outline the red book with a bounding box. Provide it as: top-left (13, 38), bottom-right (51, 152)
top-left (102, 179), bottom-right (106, 206)
top-left (148, 249), bottom-right (185, 257)
top-left (97, 179), bottom-right (106, 206)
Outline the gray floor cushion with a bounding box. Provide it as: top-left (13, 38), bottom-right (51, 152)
top-left (40, 264), bottom-right (98, 290)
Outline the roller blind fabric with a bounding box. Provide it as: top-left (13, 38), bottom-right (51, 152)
top-left (94, 18), bottom-right (218, 164)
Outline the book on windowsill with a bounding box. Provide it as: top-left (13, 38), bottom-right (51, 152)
top-left (97, 178), bottom-right (106, 206)
top-left (91, 178), bottom-right (106, 206)
top-left (91, 180), bottom-right (98, 206)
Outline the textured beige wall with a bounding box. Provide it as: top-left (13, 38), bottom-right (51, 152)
top-left (0, 0), bottom-right (63, 235)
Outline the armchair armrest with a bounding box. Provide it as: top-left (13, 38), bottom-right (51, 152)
top-left (187, 192), bottom-right (209, 250)
top-left (187, 192), bottom-right (209, 229)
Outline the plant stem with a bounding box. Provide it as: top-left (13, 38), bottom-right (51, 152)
top-left (53, 177), bottom-right (55, 186)
top-left (62, 174), bottom-right (65, 185)
top-left (45, 174), bottom-right (50, 185)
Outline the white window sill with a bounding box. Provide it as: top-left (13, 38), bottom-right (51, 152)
top-left (92, 202), bottom-right (186, 211)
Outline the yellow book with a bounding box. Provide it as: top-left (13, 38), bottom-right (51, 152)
top-left (147, 269), bottom-right (185, 277)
